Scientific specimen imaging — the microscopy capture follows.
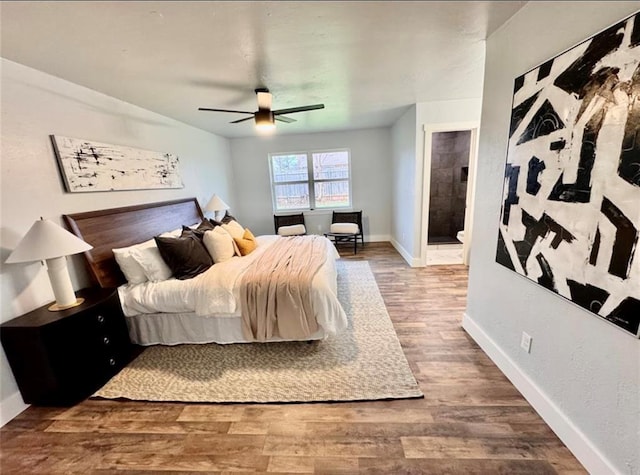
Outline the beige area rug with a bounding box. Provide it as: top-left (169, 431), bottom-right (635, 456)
top-left (94, 261), bottom-right (423, 403)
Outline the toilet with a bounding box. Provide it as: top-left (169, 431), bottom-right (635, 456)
top-left (456, 230), bottom-right (465, 243)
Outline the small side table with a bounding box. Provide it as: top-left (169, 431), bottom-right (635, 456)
top-left (0, 287), bottom-right (136, 406)
top-left (324, 232), bottom-right (360, 254)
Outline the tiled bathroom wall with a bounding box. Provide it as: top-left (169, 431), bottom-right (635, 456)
top-left (427, 130), bottom-right (471, 244)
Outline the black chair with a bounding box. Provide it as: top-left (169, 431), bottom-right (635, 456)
top-left (274, 213), bottom-right (306, 235)
top-left (324, 210), bottom-right (364, 254)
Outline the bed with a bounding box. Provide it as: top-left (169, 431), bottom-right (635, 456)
top-left (63, 198), bottom-right (347, 346)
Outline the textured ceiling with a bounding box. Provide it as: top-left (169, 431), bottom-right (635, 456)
top-left (0, 1), bottom-right (526, 138)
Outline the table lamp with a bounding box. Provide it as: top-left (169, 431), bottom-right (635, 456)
top-left (205, 194), bottom-right (230, 222)
top-left (5, 218), bottom-right (93, 311)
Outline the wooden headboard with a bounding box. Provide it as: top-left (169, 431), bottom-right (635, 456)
top-left (64, 198), bottom-right (204, 288)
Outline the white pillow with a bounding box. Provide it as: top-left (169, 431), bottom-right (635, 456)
top-left (112, 229), bottom-right (180, 285)
top-left (203, 227), bottom-right (237, 263)
top-left (278, 224), bottom-right (306, 236)
top-left (130, 238), bottom-right (173, 282)
top-left (113, 248), bottom-right (147, 285)
top-left (221, 220), bottom-right (245, 240)
top-left (330, 223), bottom-right (359, 234)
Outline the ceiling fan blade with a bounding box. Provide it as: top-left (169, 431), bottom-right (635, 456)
top-left (272, 104), bottom-right (325, 115)
top-left (230, 116), bottom-right (255, 124)
top-left (256, 90), bottom-right (272, 110)
top-left (198, 107), bottom-right (254, 114)
top-left (275, 115), bottom-right (296, 123)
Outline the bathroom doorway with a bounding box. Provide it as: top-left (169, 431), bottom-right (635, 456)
top-left (421, 123), bottom-right (479, 266)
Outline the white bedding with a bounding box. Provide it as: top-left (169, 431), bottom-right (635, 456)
top-left (118, 235), bottom-right (348, 344)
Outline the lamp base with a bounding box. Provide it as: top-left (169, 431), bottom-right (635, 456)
top-left (48, 298), bottom-right (85, 312)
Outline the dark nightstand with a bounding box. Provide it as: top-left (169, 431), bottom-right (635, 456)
top-left (1, 287), bottom-right (136, 406)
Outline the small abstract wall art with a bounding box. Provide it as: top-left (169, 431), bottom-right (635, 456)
top-left (51, 135), bottom-right (183, 192)
top-left (496, 12), bottom-right (640, 337)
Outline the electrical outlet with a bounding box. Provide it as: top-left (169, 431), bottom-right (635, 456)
top-left (317, 224), bottom-right (321, 231)
top-left (520, 331), bottom-right (532, 353)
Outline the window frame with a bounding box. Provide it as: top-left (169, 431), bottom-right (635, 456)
top-left (268, 148), bottom-right (352, 213)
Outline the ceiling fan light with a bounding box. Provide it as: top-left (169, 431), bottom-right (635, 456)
top-left (255, 109), bottom-right (275, 132)
top-left (256, 122), bottom-right (276, 133)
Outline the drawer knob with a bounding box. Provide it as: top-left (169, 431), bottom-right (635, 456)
top-left (97, 315), bottom-right (105, 323)
top-left (109, 358), bottom-right (116, 366)
top-left (103, 337), bottom-right (110, 345)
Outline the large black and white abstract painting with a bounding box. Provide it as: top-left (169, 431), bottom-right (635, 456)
top-left (497, 12), bottom-right (640, 337)
top-left (51, 135), bottom-right (183, 192)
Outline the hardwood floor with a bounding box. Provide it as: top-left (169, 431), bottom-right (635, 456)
top-left (0, 242), bottom-right (586, 474)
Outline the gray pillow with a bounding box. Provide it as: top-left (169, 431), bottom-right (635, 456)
top-left (154, 235), bottom-right (213, 280)
top-left (182, 220), bottom-right (218, 241)
top-left (220, 211), bottom-right (237, 224)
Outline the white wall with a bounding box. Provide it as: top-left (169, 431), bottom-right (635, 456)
top-left (0, 59), bottom-right (233, 424)
top-left (229, 128), bottom-right (392, 240)
top-left (465, 3), bottom-right (640, 474)
top-left (389, 100), bottom-right (482, 265)
top-left (390, 106), bottom-right (417, 263)
top-left (414, 99), bottom-right (482, 258)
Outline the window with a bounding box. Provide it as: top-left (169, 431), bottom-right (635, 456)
top-left (269, 149), bottom-right (351, 211)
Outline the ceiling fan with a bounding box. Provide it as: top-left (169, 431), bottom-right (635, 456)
top-left (198, 88), bottom-right (324, 130)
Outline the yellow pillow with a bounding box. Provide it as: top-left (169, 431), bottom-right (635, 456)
top-left (234, 228), bottom-right (258, 256)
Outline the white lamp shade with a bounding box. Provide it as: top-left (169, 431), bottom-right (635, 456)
top-left (204, 194), bottom-right (230, 213)
top-left (6, 218), bottom-right (93, 263)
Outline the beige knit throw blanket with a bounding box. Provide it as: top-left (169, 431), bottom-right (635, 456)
top-left (241, 235), bottom-right (328, 341)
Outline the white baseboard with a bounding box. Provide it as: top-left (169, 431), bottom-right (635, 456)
top-left (389, 237), bottom-right (423, 267)
top-left (0, 391), bottom-right (28, 427)
top-left (462, 313), bottom-right (618, 475)
top-left (367, 234), bottom-right (391, 243)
